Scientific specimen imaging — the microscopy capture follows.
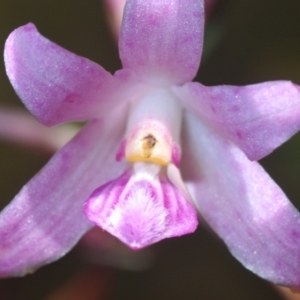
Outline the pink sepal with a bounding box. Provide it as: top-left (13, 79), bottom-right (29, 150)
top-left (4, 23), bottom-right (136, 126)
top-left (119, 0), bottom-right (204, 85)
top-left (182, 112), bottom-right (300, 287)
top-left (84, 167), bottom-right (198, 249)
top-left (175, 81), bottom-right (300, 161)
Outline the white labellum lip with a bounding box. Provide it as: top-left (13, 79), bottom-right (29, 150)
top-left (84, 87), bottom-right (198, 249)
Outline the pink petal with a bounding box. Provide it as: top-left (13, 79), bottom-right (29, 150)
top-left (175, 81), bottom-right (300, 160)
top-left (84, 165), bottom-right (198, 249)
top-left (182, 112), bottom-right (300, 287)
top-left (4, 23), bottom-right (135, 126)
top-left (119, 0), bottom-right (204, 85)
top-left (0, 109), bottom-right (127, 277)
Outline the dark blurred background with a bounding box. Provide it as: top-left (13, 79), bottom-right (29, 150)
top-left (0, 0), bottom-right (300, 299)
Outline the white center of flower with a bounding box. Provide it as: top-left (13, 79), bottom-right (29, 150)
top-left (125, 119), bottom-right (172, 165)
top-left (124, 87), bottom-right (182, 166)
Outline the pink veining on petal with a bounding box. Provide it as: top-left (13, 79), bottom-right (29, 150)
top-left (0, 108), bottom-right (127, 278)
top-left (4, 23), bottom-right (136, 126)
top-left (119, 0), bottom-right (204, 84)
top-left (175, 81), bottom-right (300, 161)
top-left (84, 164), bottom-right (198, 249)
top-left (105, 0), bottom-right (216, 40)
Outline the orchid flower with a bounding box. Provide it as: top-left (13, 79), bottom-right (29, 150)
top-left (1, 0), bottom-right (300, 288)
